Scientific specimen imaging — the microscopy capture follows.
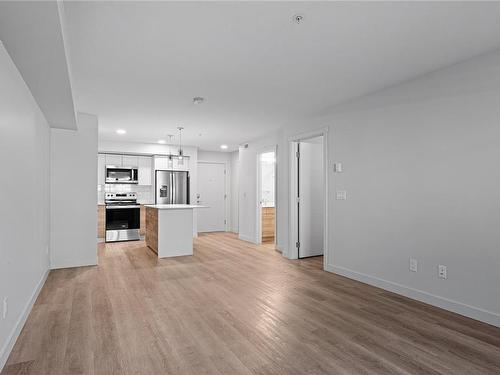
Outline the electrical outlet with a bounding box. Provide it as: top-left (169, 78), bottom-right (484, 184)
top-left (438, 265), bottom-right (447, 279)
top-left (2, 297), bottom-right (7, 319)
top-left (409, 258), bottom-right (418, 272)
top-left (336, 190), bottom-right (347, 200)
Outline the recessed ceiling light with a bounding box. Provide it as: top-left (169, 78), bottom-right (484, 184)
top-left (220, 144), bottom-right (228, 150)
top-left (116, 129), bottom-right (126, 134)
top-left (158, 139), bottom-right (166, 144)
top-left (193, 97), bottom-right (205, 105)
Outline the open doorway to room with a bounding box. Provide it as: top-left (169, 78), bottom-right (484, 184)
top-left (290, 134), bottom-right (327, 261)
top-left (257, 148), bottom-right (277, 246)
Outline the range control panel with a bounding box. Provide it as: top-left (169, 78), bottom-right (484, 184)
top-left (105, 192), bottom-right (137, 200)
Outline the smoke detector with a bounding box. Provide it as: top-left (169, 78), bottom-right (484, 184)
top-left (193, 97), bottom-right (205, 105)
top-left (292, 14), bottom-right (305, 24)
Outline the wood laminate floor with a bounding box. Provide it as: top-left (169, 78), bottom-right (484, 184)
top-left (3, 233), bottom-right (500, 375)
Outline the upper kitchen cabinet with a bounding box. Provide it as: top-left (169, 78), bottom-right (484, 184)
top-left (105, 154), bottom-right (122, 166)
top-left (154, 156), bottom-right (168, 170)
top-left (97, 154), bottom-right (106, 185)
top-left (154, 155), bottom-right (190, 171)
top-left (138, 156), bottom-right (152, 185)
top-left (122, 155), bottom-right (139, 167)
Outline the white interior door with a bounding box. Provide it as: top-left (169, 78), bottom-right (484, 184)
top-left (197, 162), bottom-right (226, 232)
top-left (298, 139), bottom-right (324, 258)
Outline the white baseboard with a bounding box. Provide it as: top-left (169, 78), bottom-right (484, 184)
top-left (327, 264), bottom-right (500, 328)
top-left (238, 233), bottom-right (257, 244)
top-left (0, 268), bottom-right (49, 372)
top-left (50, 260), bottom-right (97, 270)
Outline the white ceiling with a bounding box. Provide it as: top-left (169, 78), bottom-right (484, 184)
top-left (63, 1), bottom-right (500, 151)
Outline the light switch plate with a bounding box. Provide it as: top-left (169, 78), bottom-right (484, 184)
top-left (336, 191), bottom-right (347, 200)
top-left (334, 162), bottom-right (343, 173)
top-left (409, 258), bottom-right (418, 272)
top-left (2, 298), bottom-right (7, 319)
top-left (438, 265), bottom-right (447, 279)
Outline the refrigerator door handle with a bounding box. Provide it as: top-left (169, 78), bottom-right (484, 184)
top-left (170, 172), bottom-right (174, 204)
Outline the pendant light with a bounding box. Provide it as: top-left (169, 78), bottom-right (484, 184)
top-left (166, 134), bottom-right (174, 169)
top-left (177, 126), bottom-right (184, 165)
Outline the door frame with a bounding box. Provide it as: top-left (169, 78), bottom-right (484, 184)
top-left (197, 161), bottom-right (229, 232)
top-left (256, 145), bottom-right (278, 245)
top-left (288, 128), bottom-right (329, 269)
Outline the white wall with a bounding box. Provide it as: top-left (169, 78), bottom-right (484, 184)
top-left (50, 113), bottom-right (98, 269)
top-left (99, 140), bottom-right (197, 158)
top-left (324, 50), bottom-right (500, 326)
top-left (241, 49), bottom-right (500, 326)
top-left (0, 43), bottom-right (51, 370)
top-left (198, 150), bottom-right (231, 164)
top-left (230, 151), bottom-right (239, 233)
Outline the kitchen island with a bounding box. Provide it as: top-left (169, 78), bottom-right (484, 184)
top-left (145, 204), bottom-right (206, 258)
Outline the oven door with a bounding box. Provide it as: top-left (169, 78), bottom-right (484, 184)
top-left (105, 205), bottom-right (140, 242)
top-left (105, 167), bottom-right (138, 184)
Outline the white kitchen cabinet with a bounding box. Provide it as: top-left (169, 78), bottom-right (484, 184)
top-left (138, 156), bottom-right (152, 185)
top-left (122, 155), bottom-right (139, 167)
top-left (105, 154), bottom-right (122, 166)
top-left (153, 155), bottom-right (189, 171)
top-left (97, 154), bottom-right (106, 185)
top-left (154, 156), bottom-right (168, 170)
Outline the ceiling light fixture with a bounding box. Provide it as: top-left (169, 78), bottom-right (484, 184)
top-left (166, 134), bottom-right (174, 168)
top-left (177, 126), bottom-right (184, 165)
top-left (292, 14), bottom-right (305, 24)
top-left (220, 144), bottom-right (228, 150)
top-left (116, 129), bottom-right (126, 134)
top-left (158, 139), bottom-right (166, 144)
top-left (193, 97), bottom-right (205, 105)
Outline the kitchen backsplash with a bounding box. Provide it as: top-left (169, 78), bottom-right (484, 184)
top-left (97, 184), bottom-right (154, 204)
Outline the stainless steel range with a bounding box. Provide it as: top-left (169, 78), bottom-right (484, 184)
top-left (105, 192), bottom-right (140, 242)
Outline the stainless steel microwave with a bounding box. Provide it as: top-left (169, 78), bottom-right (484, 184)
top-left (105, 165), bottom-right (138, 184)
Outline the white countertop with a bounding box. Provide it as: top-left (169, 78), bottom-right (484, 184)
top-left (145, 204), bottom-right (208, 210)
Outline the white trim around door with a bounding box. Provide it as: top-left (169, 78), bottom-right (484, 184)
top-left (288, 127), bottom-right (329, 271)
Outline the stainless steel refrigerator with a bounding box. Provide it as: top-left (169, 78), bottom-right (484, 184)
top-left (155, 170), bottom-right (190, 204)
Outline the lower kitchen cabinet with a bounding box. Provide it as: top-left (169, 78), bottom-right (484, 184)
top-left (140, 204), bottom-right (146, 235)
top-left (97, 205), bottom-right (105, 238)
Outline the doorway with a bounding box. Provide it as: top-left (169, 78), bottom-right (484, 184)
top-left (257, 148), bottom-right (277, 245)
top-left (197, 162), bottom-right (226, 232)
top-left (291, 134), bottom-right (326, 259)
